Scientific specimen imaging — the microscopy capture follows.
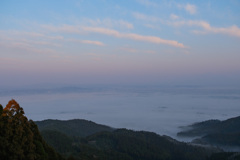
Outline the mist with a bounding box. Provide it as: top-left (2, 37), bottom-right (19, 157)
top-left (1, 85), bottom-right (239, 141)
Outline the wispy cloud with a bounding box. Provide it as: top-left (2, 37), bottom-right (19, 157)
top-left (132, 12), bottom-right (160, 22)
top-left (82, 27), bottom-right (185, 48)
top-left (40, 24), bottom-right (185, 48)
top-left (118, 20), bottom-right (134, 29)
top-left (0, 39), bottom-right (58, 55)
top-left (178, 3), bottom-right (197, 15)
top-left (0, 30), bottom-right (62, 50)
top-left (41, 24), bottom-right (82, 33)
top-left (68, 39), bottom-right (105, 46)
top-left (136, 0), bottom-right (158, 7)
top-left (144, 24), bottom-right (161, 30)
top-left (80, 18), bottom-right (134, 29)
top-left (121, 47), bottom-right (156, 54)
top-left (185, 4), bottom-right (197, 14)
top-left (0, 28), bottom-right (105, 59)
top-left (0, 30), bottom-right (64, 40)
top-left (170, 14), bottom-right (179, 20)
top-left (81, 40), bottom-right (104, 46)
top-left (170, 20), bottom-right (240, 37)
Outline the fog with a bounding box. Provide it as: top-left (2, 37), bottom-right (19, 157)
top-left (0, 85), bottom-right (240, 141)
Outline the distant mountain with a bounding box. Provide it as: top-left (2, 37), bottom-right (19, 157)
top-left (35, 119), bottom-right (114, 137)
top-left (177, 116), bottom-right (240, 149)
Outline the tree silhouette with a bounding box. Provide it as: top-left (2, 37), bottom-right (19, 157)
top-left (0, 104), bottom-right (3, 115)
top-left (0, 99), bottom-right (63, 160)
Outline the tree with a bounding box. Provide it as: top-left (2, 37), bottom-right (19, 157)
top-left (0, 99), bottom-right (64, 160)
top-left (0, 104), bottom-right (3, 115)
top-left (3, 99), bottom-right (24, 117)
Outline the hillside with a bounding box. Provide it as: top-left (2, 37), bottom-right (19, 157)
top-left (35, 119), bottom-right (114, 137)
top-left (177, 116), bottom-right (240, 149)
top-left (36, 119), bottom-right (222, 160)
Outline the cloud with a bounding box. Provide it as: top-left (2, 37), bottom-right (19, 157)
top-left (80, 18), bottom-right (134, 29)
top-left (41, 25), bottom-right (185, 48)
top-left (0, 30), bottom-right (64, 40)
top-left (121, 47), bottom-right (156, 54)
top-left (185, 4), bottom-right (197, 14)
top-left (68, 39), bottom-right (105, 46)
top-left (41, 24), bottom-right (82, 33)
top-left (81, 40), bottom-right (104, 46)
top-left (170, 14), bottom-right (179, 20)
top-left (121, 47), bottom-right (137, 53)
top-left (144, 24), bottom-right (161, 30)
top-left (170, 20), bottom-right (240, 37)
top-left (0, 40), bottom-right (58, 55)
top-left (132, 12), bottom-right (160, 22)
top-left (118, 20), bottom-right (134, 29)
top-left (82, 27), bottom-right (185, 48)
top-left (170, 20), bottom-right (209, 28)
top-left (178, 3), bottom-right (197, 15)
top-left (0, 30), bottom-right (62, 49)
top-left (136, 0), bottom-right (158, 7)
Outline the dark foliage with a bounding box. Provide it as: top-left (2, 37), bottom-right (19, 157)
top-left (38, 121), bottom-right (218, 160)
top-left (0, 99), bottom-right (64, 160)
top-left (177, 116), bottom-right (240, 147)
top-left (193, 132), bottom-right (240, 146)
top-left (178, 116), bottom-right (240, 137)
top-left (208, 152), bottom-right (240, 160)
top-left (35, 119), bottom-right (114, 137)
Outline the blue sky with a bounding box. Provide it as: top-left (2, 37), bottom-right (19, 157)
top-left (0, 0), bottom-right (240, 87)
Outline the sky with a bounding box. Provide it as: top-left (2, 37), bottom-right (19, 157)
top-left (0, 0), bottom-right (240, 88)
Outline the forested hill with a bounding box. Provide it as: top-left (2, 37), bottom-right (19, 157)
top-left (177, 116), bottom-right (240, 149)
top-left (36, 121), bottom-right (218, 160)
top-left (178, 116), bottom-right (240, 137)
top-left (36, 118), bottom-right (240, 160)
top-left (35, 119), bottom-right (114, 137)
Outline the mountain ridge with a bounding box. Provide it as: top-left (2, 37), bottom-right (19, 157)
top-left (177, 115), bottom-right (240, 151)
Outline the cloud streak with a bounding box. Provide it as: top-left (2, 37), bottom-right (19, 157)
top-left (41, 24), bottom-right (185, 48)
top-left (81, 40), bottom-right (104, 46)
top-left (68, 39), bottom-right (104, 46)
top-left (171, 20), bottom-right (240, 37)
top-left (82, 27), bottom-right (185, 48)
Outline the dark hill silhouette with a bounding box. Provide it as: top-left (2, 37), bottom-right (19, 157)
top-left (177, 116), bottom-right (240, 149)
top-left (35, 119), bottom-right (222, 160)
top-left (35, 119), bottom-right (114, 137)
